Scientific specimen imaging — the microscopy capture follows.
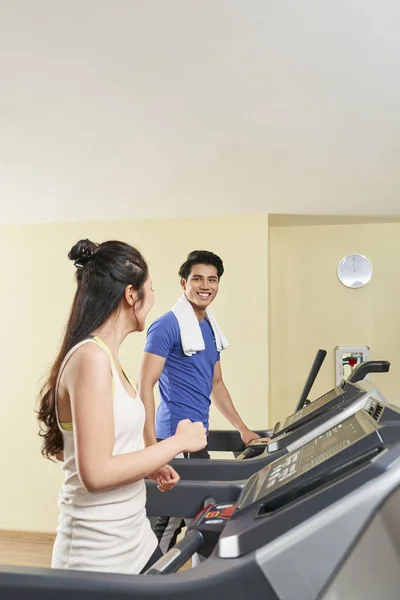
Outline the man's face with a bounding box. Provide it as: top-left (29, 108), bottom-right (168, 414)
top-left (181, 263), bottom-right (219, 309)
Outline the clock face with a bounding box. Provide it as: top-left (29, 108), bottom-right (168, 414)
top-left (337, 255), bottom-right (373, 288)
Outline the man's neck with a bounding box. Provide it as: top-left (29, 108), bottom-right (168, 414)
top-left (195, 308), bottom-right (207, 322)
top-left (186, 297), bottom-right (206, 322)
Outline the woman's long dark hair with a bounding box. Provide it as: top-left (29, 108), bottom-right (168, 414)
top-left (37, 238), bottom-right (149, 459)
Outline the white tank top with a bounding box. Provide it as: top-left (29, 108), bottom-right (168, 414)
top-left (52, 336), bottom-right (157, 574)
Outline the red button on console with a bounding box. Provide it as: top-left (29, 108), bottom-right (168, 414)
top-left (220, 505), bottom-right (236, 518)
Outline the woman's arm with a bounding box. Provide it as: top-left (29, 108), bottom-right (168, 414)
top-left (66, 344), bottom-right (205, 493)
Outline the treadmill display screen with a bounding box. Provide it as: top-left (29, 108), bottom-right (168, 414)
top-left (281, 387), bottom-right (343, 429)
top-left (241, 415), bottom-right (370, 507)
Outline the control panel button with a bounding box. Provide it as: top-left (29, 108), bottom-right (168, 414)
top-left (205, 519), bottom-right (224, 525)
top-left (220, 505), bottom-right (236, 518)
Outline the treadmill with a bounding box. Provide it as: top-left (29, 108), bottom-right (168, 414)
top-left (3, 399), bottom-right (400, 599)
top-left (206, 349), bottom-right (329, 455)
top-left (320, 483), bottom-right (400, 600)
top-left (165, 359), bottom-right (390, 483)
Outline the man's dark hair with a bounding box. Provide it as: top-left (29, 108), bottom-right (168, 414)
top-left (179, 250), bottom-right (224, 280)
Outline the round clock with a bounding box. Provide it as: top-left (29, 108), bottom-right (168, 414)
top-left (337, 254), bottom-right (373, 288)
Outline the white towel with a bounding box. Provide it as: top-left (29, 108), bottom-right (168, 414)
top-left (171, 294), bottom-right (230, 357)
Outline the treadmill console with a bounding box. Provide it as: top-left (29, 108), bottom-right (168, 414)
top-left (247, 437), bottom-right (271, 447)
top-left (239, 411), bottom-right (377, 510)
top-left (272, 382), bottom-right (363, 437)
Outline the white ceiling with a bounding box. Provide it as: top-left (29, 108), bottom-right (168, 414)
top-left (1, 0), bottom-right (400, 225)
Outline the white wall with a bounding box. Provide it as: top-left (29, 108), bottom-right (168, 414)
top-left (2, 1), bottom-right (400, 225)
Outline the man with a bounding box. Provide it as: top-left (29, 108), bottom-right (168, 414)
top-left (138, 250), bottom-right (259, 552)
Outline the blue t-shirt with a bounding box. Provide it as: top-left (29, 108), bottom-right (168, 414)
top-left (144, 311), bottom-right (220, 438)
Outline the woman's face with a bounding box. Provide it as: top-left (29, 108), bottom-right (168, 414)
top-left (133, 276), bottom-right (155, 332)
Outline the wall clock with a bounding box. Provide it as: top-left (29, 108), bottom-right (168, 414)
top-left (337, 254), bottom-right (373, 288)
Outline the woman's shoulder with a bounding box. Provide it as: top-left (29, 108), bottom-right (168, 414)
top-left (63, 339), bottom-right (112, 377)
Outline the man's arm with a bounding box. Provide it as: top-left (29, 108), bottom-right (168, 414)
top-left (211, 361), bottom-right (260, 445)
top-left (137, 352), bottom-right (167, 446)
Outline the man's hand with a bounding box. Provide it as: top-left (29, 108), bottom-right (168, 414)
top-left (147, 464), bottom-right (180, 492)
top-left (240, 428), bottom-right (263, 446)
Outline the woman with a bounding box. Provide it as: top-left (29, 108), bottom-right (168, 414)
top-left (37, 238), bottom-right (207, 575)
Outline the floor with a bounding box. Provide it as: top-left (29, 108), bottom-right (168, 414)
top-left (0, 531), bottom-right (191, 571)
top-left (0, 532), bottom-right (55, 568)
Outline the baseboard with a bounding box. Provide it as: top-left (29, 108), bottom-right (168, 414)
top-left (0, 530), bottom-right (56, 543)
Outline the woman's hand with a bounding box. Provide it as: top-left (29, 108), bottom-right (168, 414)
top-left (147, 464), bottom-right (180, 492)
top-left (175, 419), bottom-right (207, 452)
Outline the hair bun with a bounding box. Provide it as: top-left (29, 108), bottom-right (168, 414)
top-left (68, 239), bottom-right (98, 268)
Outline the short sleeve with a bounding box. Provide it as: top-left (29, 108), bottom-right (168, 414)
top-left (144, 313), bottom-right (178, 359)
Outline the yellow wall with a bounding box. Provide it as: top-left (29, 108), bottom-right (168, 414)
top-left (4, 215), bottom-right (399, 532)
top-left (269, 222), bottom-right (400, 427)
top-left (0, 214), bottom-right (268, 532)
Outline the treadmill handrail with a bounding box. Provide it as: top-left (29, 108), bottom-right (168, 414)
top-left (0, 550), bottom-right (268, 599)
top-left (347, 360), bottom-right (390, 383)
top-left (167, 452), bottom-right (273, 483)
top-left (295, 349), bottom-right (327, 412)
top-left (146, 479), bottom-right (245, 518)
top-left (146, 530), bottom-right (204, 574)
top-left (206, 429), bottom-right (272, 452)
